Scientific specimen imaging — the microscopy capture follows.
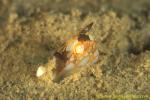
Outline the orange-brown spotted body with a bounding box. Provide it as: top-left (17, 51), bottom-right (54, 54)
top-left (54, 22), bottom-right (99, 81)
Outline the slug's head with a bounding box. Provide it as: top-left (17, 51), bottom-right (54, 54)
top-left (66, 34), bottom-right (95, 57)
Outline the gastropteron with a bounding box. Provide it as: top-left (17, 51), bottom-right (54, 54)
top-left (36, 22), bottom-right (99, 82)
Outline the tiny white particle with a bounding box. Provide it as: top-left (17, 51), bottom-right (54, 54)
top-left (36, 66), bottom-right (46, 77)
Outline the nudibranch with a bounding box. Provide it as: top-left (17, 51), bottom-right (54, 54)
top-left (53, 22), bottom-right (99, 81)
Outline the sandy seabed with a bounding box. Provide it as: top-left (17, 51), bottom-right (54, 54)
top-left (0, 0), bottom-right (150, 99)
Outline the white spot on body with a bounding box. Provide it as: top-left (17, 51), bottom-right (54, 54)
top-left (89, 34), bottom-right (95, 40)
top-left (64, 63), bottom-right (75, 72)
top-left (66, 40), bottom-right (78, 52)
top-left (92, 50), bottom-right (99, 64)
top-left (79, 56), bottom-right (89, 66)
top-left (75, 45), bottom-right (84, 54)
